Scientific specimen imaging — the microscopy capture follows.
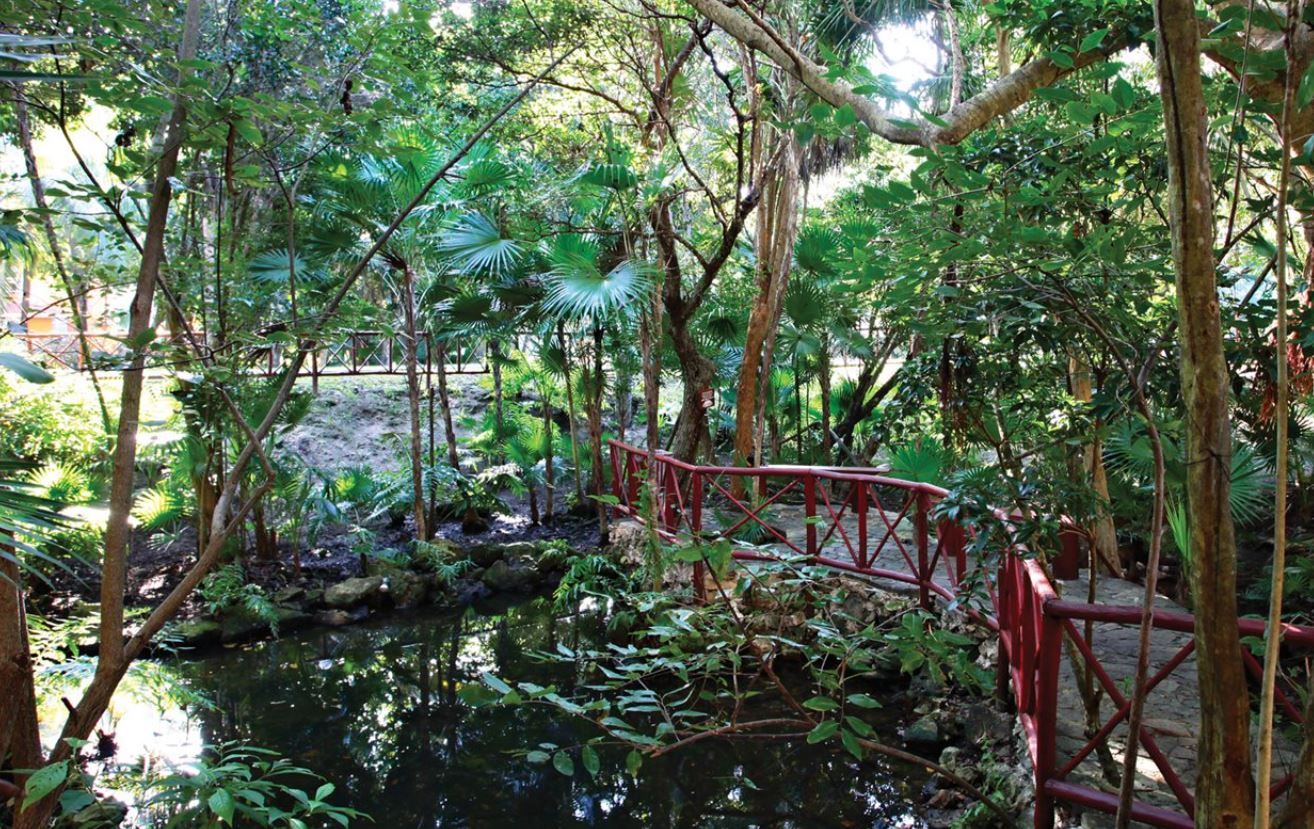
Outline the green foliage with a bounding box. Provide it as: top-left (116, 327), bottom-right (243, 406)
top-left (198, 563), bottom-right (279, 634)
top-left (887, 439), bottom-right (947, 484)
top-left (0, 374), bottom-right (107, 468)
top-left (144, 743), bottom-right (365, 828)
top-left (882, 610), bottom-right (992, 693)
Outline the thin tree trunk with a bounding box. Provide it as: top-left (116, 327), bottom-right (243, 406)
top-left (491, 339), bottom-right (504, 458)
top-left (401, 265), bottom-right (428, 541)
top-left (13, 2), bottom-right (203, 823)
top-left (819, 334), bottom-right (832, 465)
top-left (541, 372), bottom-right (555, 524)
top-left (13, 51), bottom-right (561, 827)
top-left (10, 84), bottom-right (111, 431)
top-left (1069, 355), bottom-right (1123, 576)
top-left (736, 136), bottom-right (799, 474)
top-left (1155, 0), bottom-right (1254, 823)
top-left (588, 326), bottom-right (608, 539)
top-left (1114, 393), bottom-right (1166, 828)
top-left (558, 323), bottom-right (585, 502)
top-left (435, 341), bottom-right (460, 469)
top-left (1256, 4), bottom-right (1299, 822)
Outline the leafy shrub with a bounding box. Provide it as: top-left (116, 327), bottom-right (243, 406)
top-left (197, 563), bottom-right (279, 633)
top-left (143, 742), bottom-right (366, 828)
top-left (39, 522), bottom-right (104, 571)
top-left (0, 374), bottom-right (107, 468)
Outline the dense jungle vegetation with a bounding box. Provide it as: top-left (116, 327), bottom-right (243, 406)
top-left (4, 0), bottom-right (1314, 826)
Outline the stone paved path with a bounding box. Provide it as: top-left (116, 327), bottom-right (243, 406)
top-left (698, 489), bottom-right (1300, 826)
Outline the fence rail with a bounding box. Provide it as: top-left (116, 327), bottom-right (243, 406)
top-left (8, 331), bottom-right (487, 376)
top-left (606, 438), bottom-right (1314, 829)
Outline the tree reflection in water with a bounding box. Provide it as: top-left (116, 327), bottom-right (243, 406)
top-left (172, 597), bottom-right (928, 828)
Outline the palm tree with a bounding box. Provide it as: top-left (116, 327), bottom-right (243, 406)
top-left (540, 233), bottom-right (650, 536)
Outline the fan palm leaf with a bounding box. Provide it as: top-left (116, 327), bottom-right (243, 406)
top-left (541, 234), bottom-right (650, 322)
top-left (441, 213), bottom-right (522, 275)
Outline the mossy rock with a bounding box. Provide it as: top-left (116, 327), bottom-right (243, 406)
top-left (175, 618), bottom-right (222, 648)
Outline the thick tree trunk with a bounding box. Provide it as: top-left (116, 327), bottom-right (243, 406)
top-left (0, 551), bottom-right (41, 801)
top-left (669, 316), bottom-right (717, 462)
top-left (401, 265), bottom-right (428, 541)
top-left (733, 138), bottom-right (799, 470)
top-left (1155, 1), bottom-right (1254, 824)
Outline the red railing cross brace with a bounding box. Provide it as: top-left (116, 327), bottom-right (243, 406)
top-left (602, 439), bottom-right (1314, 829)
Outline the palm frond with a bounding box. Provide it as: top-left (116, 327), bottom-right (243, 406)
top-left (541, 235), bottom-right (650, 322)
top-left (440, 213), bottom-right (522, 275)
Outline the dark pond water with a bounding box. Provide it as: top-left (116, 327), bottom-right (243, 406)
top-left (168, 598), bottom-right (930, 828)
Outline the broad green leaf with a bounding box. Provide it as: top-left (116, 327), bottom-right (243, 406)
top-left (581, 745), bottom-right (600, 778)
top-left (807, 720), bottom-right (839, 744)
top-left (208, 789), bottom-right (236, 824)
top-left (482, 672), bottom-right (512, 694)
top-left (0, 353), bottom-right (55, 383)
top-left (1080, 28), bottom-right (1109, 53)
top-left (846, 693), bottom-right (882, 709)
top-left (840, 728), bottom-right (864, 760)
top-left (22, 761), bottom-right (67, 808)
top-left (803, 696), bottom-right (839, 712)
top-left (552, 751), bottom-right (575, 777)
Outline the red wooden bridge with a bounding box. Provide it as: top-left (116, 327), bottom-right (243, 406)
top-left (607, 439), bottom-right (1314, 828)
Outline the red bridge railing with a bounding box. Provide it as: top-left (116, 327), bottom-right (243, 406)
top-left (607, 439), bottom-right (1314, 829)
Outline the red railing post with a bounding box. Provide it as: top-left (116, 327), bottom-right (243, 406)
top-left (916, 492), bottom-right (931, 610)
top-left (662, 461), bottom-right (677, 533)
top-left (1033, 602), bottom-right (1061, 829)
top-left (857, 482), bottom-right (869, 568)
top-left (1055, 524), bottom-right (1081, 580)
top-left (691, 471), bottom-right (703, 536)
top-left (609, 443), bottom-right (623, 505)
top-left (691, 471), bottom-right (706, 601)
top-left (804, 473), bottom-right (817, 557)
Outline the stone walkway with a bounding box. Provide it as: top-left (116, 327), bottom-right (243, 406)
top-left (698, 490), bottom-right (1299, 826)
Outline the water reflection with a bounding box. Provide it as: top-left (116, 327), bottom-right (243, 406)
top-left (168, 598), bottom-right (928, 828)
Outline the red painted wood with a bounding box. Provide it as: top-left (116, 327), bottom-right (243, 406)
top-left (602, 439), bottom-right (1314, 829)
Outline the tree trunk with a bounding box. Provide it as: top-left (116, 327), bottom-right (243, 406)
top-left (435, 341), bottom-right (460, 470)
top-left (735, 136), bottom-right (799, 471)
top-left (13, 2), bottom-right (204, 824)
top-left (819, 334), bottom-right (832, 465)
top-left (558, 323), bottom-right (586, 502)
top-left (668, 315), bottom-right (717, 462)
top-left (1069, 356), bottom-right (1123, 576)
top-left (401, 265), bottom-right (428, 541)
top-left (588, 326), bottom-right (608, 539)
top-left (0, 550), bottom-right (41, 801)
top-left (1155, 1), bottom-right (1254, 823)
top-left (10, 84), bottom-right (111, 431)
top-left (491, 339), bottom-right (504, 458)
top-left (541, 372), bottom-right (555, 524)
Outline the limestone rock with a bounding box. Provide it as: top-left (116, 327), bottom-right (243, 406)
top-left (325, 575), bottom-right (388, 608)
top-left (480, 557), bottom-right (541, 593)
